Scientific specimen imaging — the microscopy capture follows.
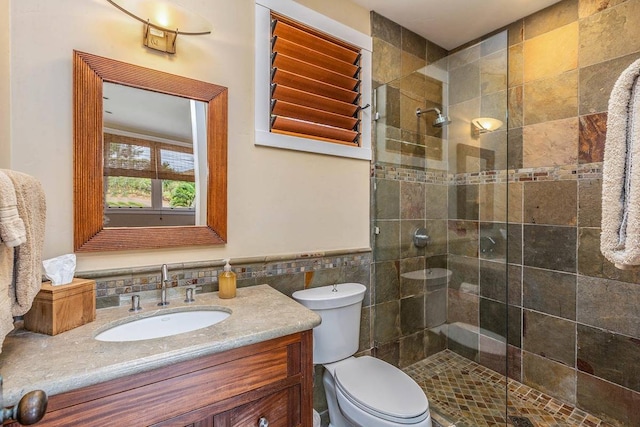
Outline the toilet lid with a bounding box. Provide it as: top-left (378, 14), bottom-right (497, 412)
top-left (334, 356), bottom-right (429, 423)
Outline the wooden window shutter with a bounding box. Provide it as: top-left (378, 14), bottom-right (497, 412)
top-left (270, 12), bottom-right (362, 146)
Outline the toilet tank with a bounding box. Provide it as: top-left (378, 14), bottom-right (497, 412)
top-left (292, 283), bottom-right (366, 364)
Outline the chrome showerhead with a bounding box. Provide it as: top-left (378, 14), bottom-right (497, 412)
top-left (416, 107), bottom-right (451, 128)
top-left (433, 113), bottom-right (451, 128)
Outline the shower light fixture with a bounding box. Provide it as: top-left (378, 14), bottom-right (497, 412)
top-left (106, 0), bottom-right (212, 54)
top-left (472, 117), bottom-right (504, 133)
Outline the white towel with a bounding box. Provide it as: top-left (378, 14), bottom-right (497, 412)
top-left (0, 170), bottom-right (26, 247)
top-left (601, 58), bottom-right (640, 269)
top-left (0, 244), bottom-right (16, 352)
top-left (4, 170), bottom-right (46, 316)
top-left (0, 170), bottom-right (46, 352)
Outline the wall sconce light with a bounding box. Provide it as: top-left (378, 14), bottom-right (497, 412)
top-left (472, 117), bottom-right (504, 133)
top-left (471, 117), bottom-right (504, 138)
top-left (107, 0), bottom-right (212, 54)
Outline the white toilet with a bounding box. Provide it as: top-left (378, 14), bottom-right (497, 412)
top-left (292, 283), bottom-right (432, 427)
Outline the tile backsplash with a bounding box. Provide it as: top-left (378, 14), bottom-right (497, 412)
top-left (76, 250), bottom-right (372, 310)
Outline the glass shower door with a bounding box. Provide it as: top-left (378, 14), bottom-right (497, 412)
top-left (371, 30), bottom-right (510, 426)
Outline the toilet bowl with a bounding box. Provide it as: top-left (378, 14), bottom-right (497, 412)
top-left (325, 356), bottom-right (431, 426)
top-left (292, 283), bottom-right (432, 427)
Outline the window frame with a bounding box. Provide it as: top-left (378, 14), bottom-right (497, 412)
top-left (104, 178), bottom-right (197, 212)
top-left (254, 0), bottom-right (372, 160)
top-left (103, 129), bottom-right (198, 213)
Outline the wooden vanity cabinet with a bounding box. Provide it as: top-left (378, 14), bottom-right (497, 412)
top-left (5, 331), bottom-right (312, 427)
top-left (159, 385), bottom-right (299, 427)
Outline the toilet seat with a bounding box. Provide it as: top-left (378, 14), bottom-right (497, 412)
top-left (333, 356), bottom-right (429, 424)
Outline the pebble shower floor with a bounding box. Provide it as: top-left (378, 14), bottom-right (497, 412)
top-left (403, 350), bottom-right (614, 427)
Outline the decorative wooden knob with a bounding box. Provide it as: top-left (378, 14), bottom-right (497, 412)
top-left (14, 390), bottom-right (48, 425)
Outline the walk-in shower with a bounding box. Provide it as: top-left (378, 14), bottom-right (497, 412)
top-left (371, 14), bottom-right (620, 425)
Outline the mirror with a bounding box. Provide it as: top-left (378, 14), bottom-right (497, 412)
top-left (73, 50), bottom-right (227, 251)
top-left (102, 83), bottom-right (205, 228)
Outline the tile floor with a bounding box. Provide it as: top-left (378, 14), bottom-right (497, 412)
top-left (404, 350), bottom-right (615, 427)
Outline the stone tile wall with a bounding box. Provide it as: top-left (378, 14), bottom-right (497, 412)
top-left (371, 10), bottom-right (450, 369)
top-left (372, 11), bottom-right (449, 170)
top-left (502, 1), bottom-right (640, 425)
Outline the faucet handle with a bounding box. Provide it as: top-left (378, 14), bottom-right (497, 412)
top-left (158, 264), bottom-right (170, 306)
top-left (184, 287), bottom-right (195, 303)
top-left (129, 295), bottom-right (142, 312)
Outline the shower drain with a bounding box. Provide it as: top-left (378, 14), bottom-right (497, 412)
top-left (509, 416), bottom-right (535, 427)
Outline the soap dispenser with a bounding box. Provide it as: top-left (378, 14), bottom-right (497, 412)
top-left (219, 259), bottom-right (236, 299)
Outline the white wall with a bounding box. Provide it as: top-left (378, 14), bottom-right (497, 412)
top-left (0, 0), bottom-right (10, 169)
top-left (293, 0), bottom-right (371, 35)
top-left (7, 0), bottom-right (371, 271)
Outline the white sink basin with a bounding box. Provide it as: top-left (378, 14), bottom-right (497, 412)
top-left (95, 308), bottom-right (231, 342)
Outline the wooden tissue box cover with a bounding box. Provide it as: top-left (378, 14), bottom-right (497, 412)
top-left (24, 278), bottom-right (96, 335)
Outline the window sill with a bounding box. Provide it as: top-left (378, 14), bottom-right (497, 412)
top-left (255, 130), bottom-right (372, 160)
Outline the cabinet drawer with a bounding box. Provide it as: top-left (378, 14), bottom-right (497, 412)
top-left (216, 385), bottom-right (300, 427)
top-left (29, 341), bottom-right (297, 426)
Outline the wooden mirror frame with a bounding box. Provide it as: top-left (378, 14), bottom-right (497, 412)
top-left (73, 50), bottom-right (227, 251)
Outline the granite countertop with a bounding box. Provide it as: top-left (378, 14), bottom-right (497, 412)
top-left (0, 284), bottom-right (321, 406)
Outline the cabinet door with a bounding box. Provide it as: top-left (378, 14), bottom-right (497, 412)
top-left (214, 386), bottom-right (299, 427)
top-left (184, 418), bottom-right (214, 427)
top-left (180, 418), bottom-right (214, 427)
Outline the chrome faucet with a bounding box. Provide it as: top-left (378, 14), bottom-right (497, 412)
top-left (158, 264), bottom-right (170, 306)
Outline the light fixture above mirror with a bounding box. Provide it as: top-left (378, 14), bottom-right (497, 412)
top-left (106, 0), bottom-right (212, 53)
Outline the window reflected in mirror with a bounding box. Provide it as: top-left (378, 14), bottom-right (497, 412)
top-left (101, 83), bottom-right (208, 228)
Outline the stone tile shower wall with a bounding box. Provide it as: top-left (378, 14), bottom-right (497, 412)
top-left (372, 0), bottom-right (640, 425)
top-left (371, 11), bottom-right (450, 368)
top-left (502, 1), bottom-right (640, 424)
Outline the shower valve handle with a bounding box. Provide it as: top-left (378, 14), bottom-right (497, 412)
top-left (413, 227), bottom-right (430, 248)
